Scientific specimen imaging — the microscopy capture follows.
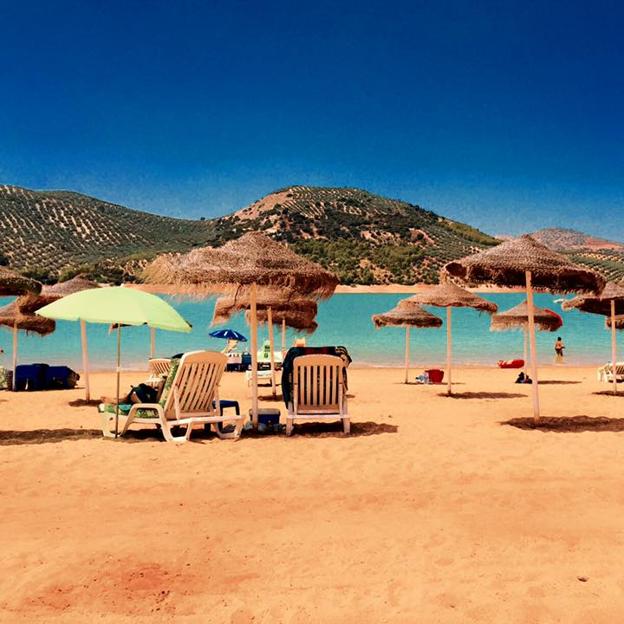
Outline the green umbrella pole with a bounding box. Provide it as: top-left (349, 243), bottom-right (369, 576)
top-left (115, 325), bottom-right (121, 438)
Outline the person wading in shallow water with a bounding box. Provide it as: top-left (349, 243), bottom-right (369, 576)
top-left (554, 336), bottom-right (565, 364)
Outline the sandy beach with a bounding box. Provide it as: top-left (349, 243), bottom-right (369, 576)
top-left (1, 365), bottom-right (623, 622)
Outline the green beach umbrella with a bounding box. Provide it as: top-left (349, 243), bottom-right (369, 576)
top-left (37, 287), bottom-right (191, 437)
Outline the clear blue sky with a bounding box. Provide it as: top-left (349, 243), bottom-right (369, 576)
top-left (1, 0), bottom-right (622, 238)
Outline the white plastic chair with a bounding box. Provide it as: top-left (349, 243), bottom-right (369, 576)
top-left (286, 354), bottom-right (349, 436)
top-left (103, 351), bottom-right (242, 443)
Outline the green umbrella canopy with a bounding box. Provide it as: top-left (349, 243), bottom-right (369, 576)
top-left (36, 286), bottom-right (191, 332)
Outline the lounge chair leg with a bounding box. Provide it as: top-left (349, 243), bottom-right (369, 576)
top-left (286, 419), bottom-right (294, 436)
top-left (343, 418), bottom-right (350, 435)
top-left (213, 419), bottom-right (242, 440)
top-left (160, 418), bottom-right (189, 443)
top-left (100, 413), bottom-right (116, 438)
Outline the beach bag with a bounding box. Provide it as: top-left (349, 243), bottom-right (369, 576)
top-left (129, 383), bottom-right (159, 404)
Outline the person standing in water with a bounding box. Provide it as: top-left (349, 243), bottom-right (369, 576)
top-left (554, 336), bottom-right (565, 363)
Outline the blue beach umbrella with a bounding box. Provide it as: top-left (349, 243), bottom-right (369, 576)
top-left (209, 329), bottom-right (247, 342)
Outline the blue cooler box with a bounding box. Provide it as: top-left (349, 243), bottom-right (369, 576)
top-left (45, 366), bottom-right (80, 389)
top-left (14, 364), bottom-right (49, 391)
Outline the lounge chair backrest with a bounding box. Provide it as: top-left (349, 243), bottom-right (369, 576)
top-left (149, 358), bottom-right (172, 378)
top-left (293, 354), bottom-right (345, 413)
top-left (162, 351), bottom-right (227, 418)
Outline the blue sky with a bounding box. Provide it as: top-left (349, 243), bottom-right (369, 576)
top-left (1, 0), bottom-right (622, 238)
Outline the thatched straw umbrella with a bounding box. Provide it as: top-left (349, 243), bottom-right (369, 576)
top-left (562, 281), bottom-right (624, 395)
top-left (0, 270), bottom-right (43, 390)
top-left (607, 315), bottom-right (624, 330)
top-left (213, 294), bottom-right (318, 396)
top-left (0, 266), bottom-right (41, 297)
top-left (491, 300), bottom-right (563, 373)
top-left (145, 233), bottom-right (338, 424)
top-left (400, 282), bottom-right (497, 395)
top-left (14, 276), bottom-right (100, 399)
top-left (0, 300), bottom-right (55, 389)
top-left (444, 235), bottom-right (605, 419)
top-left (372, 301), bottom-right (442, 383)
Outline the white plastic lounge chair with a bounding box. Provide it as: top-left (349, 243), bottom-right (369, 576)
top-left (597, 362), bottom-right (624, 383)
top-left (286, 354), bottom-right (349, 436)
top-left (101, 351), bottom-right (242, 443)
top-left (145, 357), bottom-right (172, 388)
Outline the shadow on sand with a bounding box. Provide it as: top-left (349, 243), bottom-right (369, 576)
top-left (440, 391), bottom-right (526, 400)
top-left (502, 415), bottom-right (624, 433)
top-left (592, 390), bottom-right (624, 398)
top-left (68, 398), bottom-right (102, 408)
top-left (0, 428), bottom-right (102, 446)
top-left (538, 380), bottom-right (582, 385)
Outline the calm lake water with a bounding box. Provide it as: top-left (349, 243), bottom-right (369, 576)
top-left (0, 293), bottom-right (617, 371)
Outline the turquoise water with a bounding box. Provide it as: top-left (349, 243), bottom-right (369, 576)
top-left (0, 293), bottom-right (617, 371)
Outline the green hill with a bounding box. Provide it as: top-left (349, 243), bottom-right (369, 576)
top-left (0, 184), bottom-right (216, 282)
top-left (213, 186), bottom-right (498, 284)
top-left (2, 183), bottom-right (623, 285)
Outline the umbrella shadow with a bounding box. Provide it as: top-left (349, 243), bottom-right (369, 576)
top-left (272, 421), bottom-right (397, 438)
top-left (68, 398), bottom-right (102, 407)
top-left (502, 415), bottom-right (624, 433)
top-left (440, 391), bottom-right (527, 399)
top-left (0, 428), bottom-right (102, 446)
top-left (118, 420), bottom-right (397, 442)
top-left (538, 380), bottom-right (582, 385)
top-left (592, 390), bottom-right (624, 398)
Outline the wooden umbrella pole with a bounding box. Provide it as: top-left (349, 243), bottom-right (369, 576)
top-left (80, 319), bottom-right (91, 401)
top-left (446, 307), bottom-right (452, 395)
top-left (150, 327), bottom-right (156, 359)
top-left (250, 283), bottom-right (259, 426)
top-left (115, 325), bottom-right (122, 438)
top-left (611, 299), bottom-right (617, 396)
top-left (281, 318), bottom-right (286, 356)
top-left (267, 307), bottom-right (277, 396)
top-left (525, 270), bottom-right (541, 421)
top-left (12, 321), bottom-right (18, 391)
top-left (404, 326), bottom-right (410, 384)
top-left (523, 327), bottom-right (528, 374)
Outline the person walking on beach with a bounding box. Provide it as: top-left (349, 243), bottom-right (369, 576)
top-left (554, 336), bottom-right (565, 364)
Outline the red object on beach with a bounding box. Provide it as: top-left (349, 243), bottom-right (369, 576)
top-left (425, 368), bottom-right (444, 383)
top-left (498, 359), bottom-right (525, 369)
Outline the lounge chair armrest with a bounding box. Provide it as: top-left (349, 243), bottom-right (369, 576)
top-left (127, 403), bottom-right (164, 418)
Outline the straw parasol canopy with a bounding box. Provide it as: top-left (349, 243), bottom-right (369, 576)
top-left (0, 300), bottom-right (55, 335)
top-left (145, 233), bottom-right (339, 423)
top-left (443, 235), bottom-right (605, 420)
top-left (562, 281), bottom-right (624, 395)
top-left (372, 302), bottom-right (442, 384)
top-left (402, 281), bottom-right (498, 313)
top-left (443, 235), bottom-right (605, 294)
top-left (372, 301), bottom-right (443, 328)
top-left (213, 294), bottom-right (319, 333)
top-left (491, 301), bottom-right (563, 332)
top-left (0, 266), bottom-right (41, 297)
top-left (607, 315), bottom-right (624, 330)
top-left (144, 232), bottom-right (338, 299)
top-left (561, 281), bottom-right (624, 316)
top-left (9, 276), bottom-right (100, 398)
top-left (399, 282), bottom-right (496, 394)
top-left (14, 275), bottom-right (100, 314)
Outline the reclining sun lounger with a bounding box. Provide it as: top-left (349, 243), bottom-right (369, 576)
top-left (286, 354), bottom-right (350, 436)
top-left (99, 351), bottom-right (243, 443)
top-left (597, 362), bottom-right (624, 383)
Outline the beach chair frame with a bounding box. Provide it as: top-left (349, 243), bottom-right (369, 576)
top-left (102, 351), bottom-right (242, 443)
top-left (286, 354), bottom-right (349, 436)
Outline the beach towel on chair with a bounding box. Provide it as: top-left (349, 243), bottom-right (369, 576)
top-left (98, 358), bottom-right (180, 419)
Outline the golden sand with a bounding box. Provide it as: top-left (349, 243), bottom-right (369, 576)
top-left (1, 365), bottom-right (623, 622)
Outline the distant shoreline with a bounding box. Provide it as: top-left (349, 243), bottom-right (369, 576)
top-left (133, 283), bottom-right (524, 295)
top-left (334, 284), bottom-right (524, 294)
